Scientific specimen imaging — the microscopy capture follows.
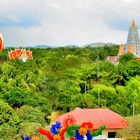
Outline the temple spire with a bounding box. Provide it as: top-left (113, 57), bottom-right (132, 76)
top-left (126, 20), bottom-right (140, 57)
top-left (131, 19), bottom-right (136, 28)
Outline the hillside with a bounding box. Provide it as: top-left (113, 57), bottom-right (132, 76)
top-left (1, 45), bottom-right (140, 139)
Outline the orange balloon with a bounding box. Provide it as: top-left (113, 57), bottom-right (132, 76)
top-left (0, 33), bottom-right (4, 52)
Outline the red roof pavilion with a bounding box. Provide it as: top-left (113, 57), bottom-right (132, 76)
top-left (8, 49), bottom-right (33, 60)
top-left (107, 56), bottom-right (119, 63)
top-left (55, 108), bottom-right (128, 130)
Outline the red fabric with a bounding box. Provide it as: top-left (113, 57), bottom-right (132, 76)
top-left (55, 108), bottom-right (128, 130)
top-left (63, 115), bottom-right (76, 128)
top-left (80, 122), bottom-right (93, 130)
top-left (39, 128), bottom-right (53, 140)
top-left (60, 128), bottom-right (67, 140)
top-left (69, 138), bottom-right (76, 140)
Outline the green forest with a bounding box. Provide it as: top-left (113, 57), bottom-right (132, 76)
top-left (1, 45), bottom-right (140, 139)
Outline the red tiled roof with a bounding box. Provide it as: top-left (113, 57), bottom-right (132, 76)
top-left (11, 50), bottom-right (17, 59)
top-left (9, 51), bottom-right (13, 59)
top-left (8, 49), bottom-right (33, 60)
top-left (26, 50), bottom-right (33, 59)
top-left (15, 49), bottom-right (23, 58)
top-left (55, 108), bottom-right (128, 130)
top-left (107, 56), bottom-right (119, 62)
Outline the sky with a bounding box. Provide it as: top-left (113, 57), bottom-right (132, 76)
top-left (0, 0), bottom-right (140, 47)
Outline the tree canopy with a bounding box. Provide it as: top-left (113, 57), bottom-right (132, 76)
top-left (1, 45), bottom-right (140, 139)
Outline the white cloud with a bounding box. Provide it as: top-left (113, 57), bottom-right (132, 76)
top-left (0, 0), bottom-right (140, 46)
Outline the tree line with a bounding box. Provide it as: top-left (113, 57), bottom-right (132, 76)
top-left (1, 45), bottom-right (140, 139)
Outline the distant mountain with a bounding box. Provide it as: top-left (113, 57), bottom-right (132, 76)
top-left (34, 44), bottom-right (80, 48)
top-left (34, 45), bottom-right (56, 48)
top-left (5, 46), bottom-right (33, 48)
top-left (5, 45), bottom-right (56, 49)
top-left (5, 42), bottom-right (118, 49)
top-left (82, 42), bottom-right (118, 48)
top-left (61, 45), bottom-right (80, 48)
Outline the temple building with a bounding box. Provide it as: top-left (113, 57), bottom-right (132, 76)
top-left (107, 20), bottom-right (140, 64)
top-left (55, 108), bottom-right (128, 139)
top-left (8, 48), bottom-right (33, 62)
top-left (119, 20), bottom-right (140, 57)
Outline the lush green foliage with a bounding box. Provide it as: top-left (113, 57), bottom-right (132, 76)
top-left (0, 100), bottom-right (20, 139)
top-left (118, 115), bottom-right (140, 139)
top-left (1, 45), bottom-right (140, 139)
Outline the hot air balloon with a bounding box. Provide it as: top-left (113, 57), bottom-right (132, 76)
top-left (0, 33), bottom-right (4, 52)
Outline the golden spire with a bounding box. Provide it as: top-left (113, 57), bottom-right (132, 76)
top-left (131, 19), bottom-right (136, 28)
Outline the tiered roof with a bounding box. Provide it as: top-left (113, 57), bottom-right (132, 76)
top-left (126, 20), bottom-right (140, 57)
top-left (8, 49), bottom-right (33, 60)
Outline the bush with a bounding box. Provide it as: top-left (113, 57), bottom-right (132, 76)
top-left (16, 105), bottom-right (46, 125)
top-left (0, 100), bottom-right (20, 139)
top-left (19, 122), bottom-right (42, 138)
top-left (3, 88), bottom-right (32, 108)
top-left (30, 95), bottom-right (52, 115)
top-left (3, 88), bottom-right (52, 115)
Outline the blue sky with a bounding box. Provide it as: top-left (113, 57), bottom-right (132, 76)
top-left (0, 0), bottom-right (140, 46)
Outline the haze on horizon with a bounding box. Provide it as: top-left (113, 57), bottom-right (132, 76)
top-left (0, 0), bottom-right (140, 47)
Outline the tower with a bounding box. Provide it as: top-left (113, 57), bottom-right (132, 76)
top-left (118, 44), bottom-right (125, 55)
top-left (126, 20), bottom-right (140, 57)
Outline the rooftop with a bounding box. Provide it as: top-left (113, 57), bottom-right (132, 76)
top-left (55, 108), bottom-right (128, 130)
